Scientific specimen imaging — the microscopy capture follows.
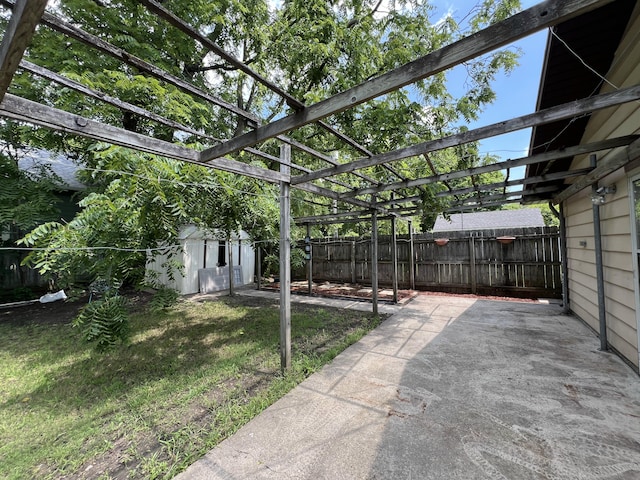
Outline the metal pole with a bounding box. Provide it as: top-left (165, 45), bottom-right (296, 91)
top-left (280, 145), bottom-right (292, 371)
top-left (591, 154), bottom-right (608, 351)
top-left (556, 202), bottom-right (570, 313)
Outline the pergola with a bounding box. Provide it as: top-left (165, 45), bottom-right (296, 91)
top-left (1, 0), bottom-right (639, 369)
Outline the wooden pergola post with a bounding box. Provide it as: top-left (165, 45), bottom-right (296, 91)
top-left (279, 144), bottom-right (292, 371)
top-left (408, 220), bottom-right (415, 291)
top-left (306, 223), bottom-right (313, 296)
top-left (391, 213), bottom-right (398, 303)
top-left (227, 236), bottom-right (234, 296)
top-left (256, 243), bottom-right (262, 290)
top-left (371, 196), bottom-right (379, 315)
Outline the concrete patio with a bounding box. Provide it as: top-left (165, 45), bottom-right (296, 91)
top-left (176, 292), bottom-right (640, 479)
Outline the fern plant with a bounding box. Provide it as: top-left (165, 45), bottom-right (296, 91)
top-left (148, 287), bottom-right (179, 312)
top-left (74, 295), bottom-right (129, 351)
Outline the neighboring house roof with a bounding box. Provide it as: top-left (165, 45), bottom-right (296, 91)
top-left (432, 209), bottom-right (545, 232)
top-left (18, 150), bottom-right (85, 191)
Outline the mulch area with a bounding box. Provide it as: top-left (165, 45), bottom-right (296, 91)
top-left (263, 281), bottom-right (417, 303)
top-left (263, 281), bottom-right (540, 304)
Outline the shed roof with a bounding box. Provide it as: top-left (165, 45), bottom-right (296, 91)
top-left (432, 209), bottom-right (545, 232)
top-left (18, 149), bottom-right (85, 191)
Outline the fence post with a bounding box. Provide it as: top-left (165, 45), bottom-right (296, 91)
top-left (350, 240), bottom-right (356, 284)
top-left (469, 235), bottom-right (477, 294)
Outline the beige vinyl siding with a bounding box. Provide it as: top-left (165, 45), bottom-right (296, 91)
top-left (562, 3), bottom-right (640, 369)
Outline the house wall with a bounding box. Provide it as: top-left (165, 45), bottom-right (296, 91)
top-left (563, 3), bottom-right (640, 369)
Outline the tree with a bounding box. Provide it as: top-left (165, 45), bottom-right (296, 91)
top-left (6, 0), bottom-right (522, 347)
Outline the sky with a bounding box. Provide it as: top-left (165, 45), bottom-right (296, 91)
top-left (429, 0), bottom-right (548, 180)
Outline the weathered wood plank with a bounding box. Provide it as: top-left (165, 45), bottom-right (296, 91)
top-left (0, 0), bottom-right (48, 102)
top-left (139, 0), bottom-right (302, 109)
top-left (141, 1), bottom-right (389, 170)
top-left (22, 4), bottom-right (257, 122)
top-left (200, 0), bottom-right (614, 162)
top-left (325, 117), bottom-right (640, 195)
top-left (0, 93), bottom-right (289, 183)
top-left (279, 146), bottom-right (291, 371)
top-left (21, 59), bottom-right (216, 141)
top-left (554, 137), bottom-right (640, 203)
top-left (293, 182), bottom-right (372, 209)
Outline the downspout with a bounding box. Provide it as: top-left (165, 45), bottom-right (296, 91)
top-left (591, 154), bottom-right (608, 351)
top-left (548, 201), bottom-right (569, 313)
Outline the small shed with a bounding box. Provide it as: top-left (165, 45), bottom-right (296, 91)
top-left (146, 225), bottom-right (255, 295)
top-left (432, 209), bottom-right (545, 233)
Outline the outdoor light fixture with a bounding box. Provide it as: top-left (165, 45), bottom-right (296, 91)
top-left (591, 184), bottom-right (616, 205)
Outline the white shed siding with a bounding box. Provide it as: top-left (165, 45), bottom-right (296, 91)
top-left (147, 228), bottom-right (255, 295)
top-left (563, 3), bottom-right (640, 368)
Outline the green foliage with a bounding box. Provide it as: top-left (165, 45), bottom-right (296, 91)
top-left (74, 295), bottom-right (130, 350)
top-left (9, 0), bottom-right (523, 344)
top-left (0, 141), bottom-right (62, 234)
top-left (149, 287), bottom-right (180, 312)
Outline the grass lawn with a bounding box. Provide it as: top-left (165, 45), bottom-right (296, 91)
top-left (0, 293), bottom-right (383, 479)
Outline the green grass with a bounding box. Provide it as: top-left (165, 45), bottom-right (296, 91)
top-left (0, 295), bottom-right (383, 479)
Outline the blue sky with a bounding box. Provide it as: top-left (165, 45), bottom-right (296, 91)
top-left (429, 0), bottom-right (548, 179)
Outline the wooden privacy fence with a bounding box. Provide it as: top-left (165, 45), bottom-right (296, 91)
top-left (297, 227), bottom-right (562, 298)
top-left (0, 247), bottom-right (46, 292)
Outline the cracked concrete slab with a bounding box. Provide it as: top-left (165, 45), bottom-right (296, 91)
top-left (175, 293), bottom-right (640, 479)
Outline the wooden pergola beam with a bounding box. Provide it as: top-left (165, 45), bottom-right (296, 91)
top-left (554, 137), bottom-right (640, 204)
top-left (18, 3), bottom-right (258, 122)
top-left (350, 166), bottom-right (596, 208)
top-left (305, 87), bottom-right (640, 188)
top-left (448, 185), bottom-right (560, 207)
top-left (293, 182), bottom-right (373, 210)
top-left (138, 0), bottom-right (304, 111)
top-left (295, 210), bottom-right (369, 223)
top-left (139, 0), bottom-right (404, 187)
top-left (0, 0), bottom-right (48, 102)
top-left (200, 0), bottom-right (613, 162)
top-left (20, 60), bottom-right (217, 141)
top-left (445, 199), bottom-right (524, 212)
top-left (336, 133), bottom-right (640, 197)
top-left (0, 94), bottom-right (289, 183)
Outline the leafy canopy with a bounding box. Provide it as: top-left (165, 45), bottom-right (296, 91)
top-left (5, 0), bottom-right (521, 346)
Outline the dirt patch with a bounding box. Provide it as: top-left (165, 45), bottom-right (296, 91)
top-left (0, 290), bottom-right (153, 326)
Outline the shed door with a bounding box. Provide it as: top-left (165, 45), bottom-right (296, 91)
top-left (631, 177), bottom-right (640, 368)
